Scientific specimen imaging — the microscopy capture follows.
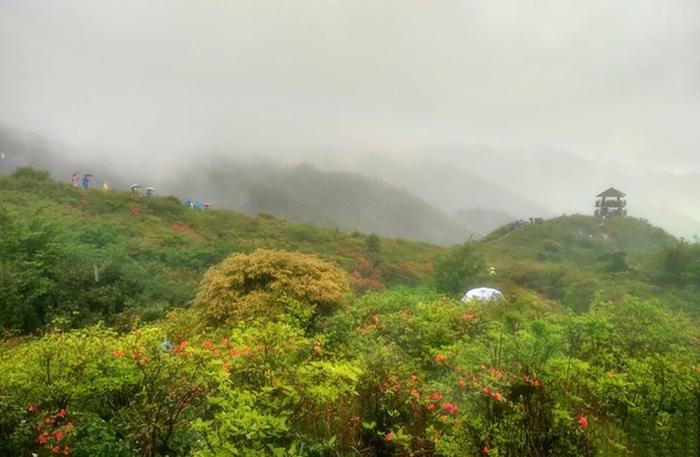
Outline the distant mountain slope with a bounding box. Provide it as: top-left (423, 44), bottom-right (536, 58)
top-left (1, 125), bottom-right (493, 245)
top-left (165, 160), bottom-right (476, 245)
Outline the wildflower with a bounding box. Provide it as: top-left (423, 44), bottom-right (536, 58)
top-left (64, 423), bottom-right (74, 431)
top-left (410, 388), bottom-right (420, 400)
top-left (38, 432), bottom-right (48, 445)
top-left (57, 408), bottom-right (66, 418)
top-left (53, 445), bottom-right (60, 454)
top-left (489, 368), bottom-right (503, 377)
top-left (431, 392), bottom-right (443, 401)
top-left (492, 391), bottom-right (503, 401)
top-left (410, 374), bottom-right (418, 382)
top-left (426, 403), bottom-right (435, 411)
top-left (27, 404), bottom-right (37, 413)
top-left (578, 416), bottom-right (589, 428)
top-left (461, 313), bottom-right (476, 321)
top-left (174, 340), bottom-right (188, 353)
top-left (230, 347), bottom-right (239, 357)
top-left (479, 364), bottom-right (486, 371)
top-left (203, 340), bottom-right (212, 350)
top-left (384, 431), bottom-right (394, 442)
top-left (483, 445), bottom-right (490, 454)
top-left (63, 447), bottom-right (71, 456)
top-left (112, 349), bottom-right (125, 358)
top-left (442, 402), bottom-right (458, 415)
top-left (458, 379), bottom-right (467, 389)
top-left (55, 430), bottom-right (63, 441)
top-left (482, 386), bottom-right (491, 394)
top-left (434, 354), bottom-right (447, 364)
top-left (220, 338), bottom-right (229, 347)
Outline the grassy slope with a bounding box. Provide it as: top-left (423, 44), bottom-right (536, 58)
top-left (3, 170), bottom-right (697, 322)
top-left (476, 215), bottom-right (700, 315)
top-left (0, 172), bottom-right (445, 294)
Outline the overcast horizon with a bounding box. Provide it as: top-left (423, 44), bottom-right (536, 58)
top-left (1, 1), bottom-right (699, 172)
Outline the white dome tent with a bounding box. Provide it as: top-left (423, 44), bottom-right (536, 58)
top-left (462, 287), bottom-right (503, 303)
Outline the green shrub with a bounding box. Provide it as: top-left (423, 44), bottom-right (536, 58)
top-left (194, 249), bottom-right (350, 327)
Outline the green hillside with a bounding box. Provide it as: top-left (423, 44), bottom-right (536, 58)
top-left (0, 168), bottom-right (444, 332)
top-left (1, 168), bottom-right (699, 457)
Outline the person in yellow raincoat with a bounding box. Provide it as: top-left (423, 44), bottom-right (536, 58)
top-left (102, 181), bottom-right (110, 192)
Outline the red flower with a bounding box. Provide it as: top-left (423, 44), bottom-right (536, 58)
top-left (491, 391), bottom-right (503, 401)
top-left (63, 447), bottom-right (71, 456)
top-left (53, 445), bottom-right (60, 454)
top-left (489, 368), bottom-right (503, 377)
top-left (55, 430), bottom-right (64, 441)
top-left (431, 392), bottom-right (443, 401)
top-left (174, 340), bottom-right (188, 353)
top-left (483, 445), bottom-right (490, 454)
top-left (57, 408), bottom-right (66, 418)
top-left (482, 386), bottom-right (491, 394)
top-left (441, 402), bottom-right (458, 415)
top-left (426, 403), bottom-right (435, 410)
top-left (578, 416), bottom-right (589, 428)
top-left (410, 388), bottom-right (420, 400)
top-left (384, 431), bottom-right (394, 442)
top-left (38, 432), bottom-right (48, 445)
top-left (434, 354), bottom-right (447, 364)
top-left (203, 340), bottom-right (212, 350)
top-left (458, 379), bottom-right (467, 389)
top-left (112, 349), bottom-right (125, 358)
top-left (27, 404), bottom-right (37, 413)
top-left (409, 374), bottom-right (418, 383)
top-left (230, 347), bottom-right (239, 357)
top-left (64, 422), bottom-right (74, 431)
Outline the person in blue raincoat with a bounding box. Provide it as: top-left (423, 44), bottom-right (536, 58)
top-left (81, 174), bottom-right (92, 189)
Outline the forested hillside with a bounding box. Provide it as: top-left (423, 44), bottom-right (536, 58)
top-left (1, 168), bottom-right (699, 457)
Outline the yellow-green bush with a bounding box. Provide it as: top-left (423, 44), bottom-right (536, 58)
top-left (194, 249), bottom-right (350, 327)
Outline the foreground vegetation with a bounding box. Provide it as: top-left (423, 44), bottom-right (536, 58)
top-left (1, 168), bottom-right (700, 456)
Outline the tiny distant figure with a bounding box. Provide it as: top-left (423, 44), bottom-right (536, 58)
top-left (102, 181), bottom-right (110, 192)
top-left (203, 202), bottom-right (212, 210)
top-left (130, 184), bottom-right (142, 196)
top-left (145, 186), bottom-right (155, 197)
top-left (161, 340), bottom-right (173, 352)
top-left (71, 172), bottom-right (80, 187)
top-left (81, 174), bottom-right (92, 190)
top-left (184, 198), bottom-right (192, 208)
top-left (193, 201), bottom-right (201, 210)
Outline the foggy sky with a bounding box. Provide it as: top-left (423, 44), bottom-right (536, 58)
top-left (1, 1), bottom-right (699, 175)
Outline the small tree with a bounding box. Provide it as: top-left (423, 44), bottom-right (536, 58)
top-left (433, 242), bottom-right (485, 296)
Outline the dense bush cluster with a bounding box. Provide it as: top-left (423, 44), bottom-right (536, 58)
top-left (1, 289), bottom-right (698, 456)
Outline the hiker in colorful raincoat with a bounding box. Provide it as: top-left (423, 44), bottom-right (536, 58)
top-left (81, 174), bottom-right (92, 190)
top-left (71, 172), bottom-right (80, 187)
